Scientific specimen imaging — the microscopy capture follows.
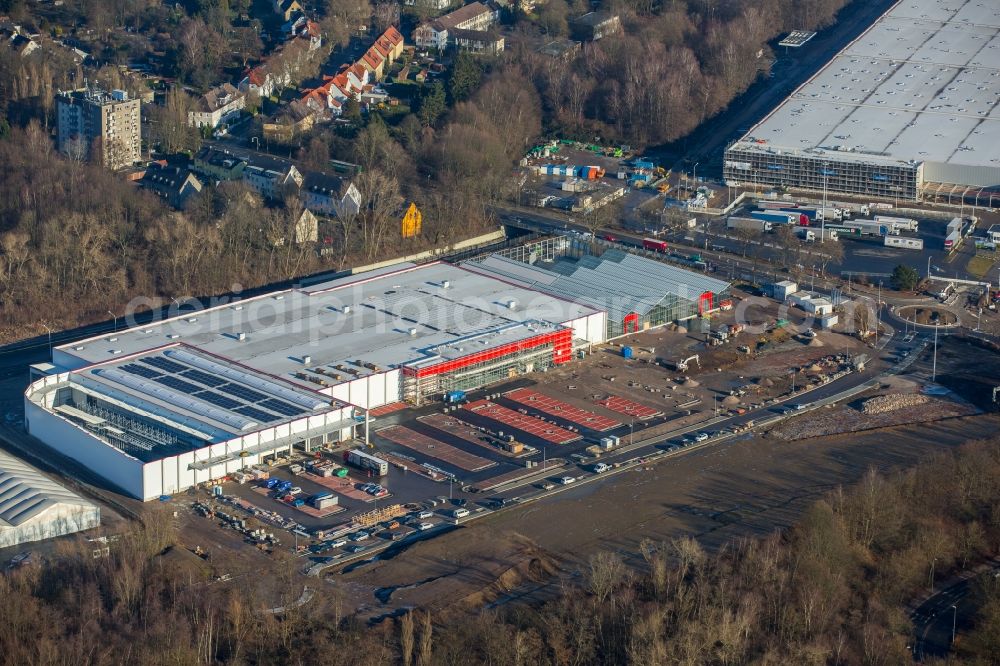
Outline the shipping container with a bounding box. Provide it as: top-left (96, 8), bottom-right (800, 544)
top-left (884, 236), bottom-right (924, 250)
top-left (346, 449), bottom-right (389, 476)
top-left (621, 346), bottom-right (634, 359)
top-left (873, 215), bottom-right (919, 232)
top-left (642, 238), bottom-right (668, 252)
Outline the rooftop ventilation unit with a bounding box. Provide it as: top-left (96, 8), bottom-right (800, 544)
top-left (236, 332), bottom-right (246, 341)
top-left (74, 346), bottom-right (85, 351)
top-left (408, 328), bottom-right (418, 336)
top-left (167, 334), bottom-right (180, 339)
top-left (186, 317), bottom-right (198, 323)
top-left (442, 280), bottom-right (451, 289)
top-left (302, 355), bottom-right (312, 364)
top-left (507, 300), bottom-right (517, 310)
top-left (108, 337), bottom-right (118, 342)
top-left (343, 306), bottom-right (352, 314)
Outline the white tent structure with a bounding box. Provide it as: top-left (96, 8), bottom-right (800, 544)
top-left (0, 449), bottom-right (100, 548)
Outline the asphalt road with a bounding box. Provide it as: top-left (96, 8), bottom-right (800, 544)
top-left (910, 561), bottom-right (1000, 661)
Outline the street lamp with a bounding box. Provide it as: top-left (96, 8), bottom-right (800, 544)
top-left (629, 418), bottom-right (635, 445)
top-left (952, 604), bottom-right (957, 644)
top-left (107, 310), bottom-right (118, 332)
top-left (41, 323), bottom-right (52, 357)
top-left (932, 323), bottom-right (939, 382)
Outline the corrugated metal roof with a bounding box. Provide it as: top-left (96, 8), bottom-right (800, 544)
top-left (0, 449), bottom-right (96, 528)
top-left (467, 250), bottom-right (729, 323)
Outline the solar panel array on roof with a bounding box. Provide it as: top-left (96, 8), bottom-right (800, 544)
top-left (120, 363), bottom-right (161, 379)
top-left (141, 356), bottom-right (188, 374)
top-left (91, 348), bottom-right (330, 433)
top-left (181, 369), bottom-right (228, 387)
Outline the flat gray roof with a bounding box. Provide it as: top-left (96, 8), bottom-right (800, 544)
top-left (56, 262), bottom-right (597, 389)
top-left (779, 31), bottom-right (817, 48)
top-left (731, 0), bottom-right (1000, 170)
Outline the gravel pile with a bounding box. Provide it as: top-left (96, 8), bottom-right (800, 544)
top-left (860, 393), bottom-right (929, 415)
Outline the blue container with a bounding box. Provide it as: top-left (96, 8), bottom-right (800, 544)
top-left (622, 346), bottom-right (634, 359)
top-left (212, 485), bottom-right (223, 497)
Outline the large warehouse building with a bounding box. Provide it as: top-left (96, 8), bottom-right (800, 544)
top-left (25, 244), bottom-right (727, 500)
top-left (0, 449), bottom-right (100, 548)
top-left (724, 0), bottom-right (1000, 203)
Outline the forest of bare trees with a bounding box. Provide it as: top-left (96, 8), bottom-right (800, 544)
top-left (514, 0), bottom-right (854, 146)
top-left (2, 433), bottom-right (999, 664)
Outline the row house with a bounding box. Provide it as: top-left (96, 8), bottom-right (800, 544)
top-left (296, 26), bottom-right (401, 117)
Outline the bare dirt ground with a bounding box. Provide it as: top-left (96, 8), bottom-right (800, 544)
top-left (332, 412), bottom-right (1000, 620)
top-left (772, 376), bottom-right (979, 441)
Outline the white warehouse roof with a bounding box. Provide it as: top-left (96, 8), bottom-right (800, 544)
top-left (733, 0), bottom-right (1000, 173)
top-left (54, 262), bottom-right (599, 390)
top-left (0, 449), bottom-right (100, 548)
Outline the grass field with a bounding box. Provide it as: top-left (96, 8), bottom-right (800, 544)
top-left (967, 252), bottom-right (997, 278)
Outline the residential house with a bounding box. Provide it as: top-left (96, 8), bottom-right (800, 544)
top-left (139, 163), bottom-right (203, 209)
top-left (569, 12), bottom-right (621, 41)
top-left (192, 146), bottom-right (247, 182)
top-left (293, 208), bottom-right (318, 244)
top-left (301, 170), bottom-right (362, 217)
top-left (413, 2), bottom-right (499, 51)
top-left (8, 33), bottom-right (38, 56)
top-left (262, 100), bottom-right (318, 142)
top-left (451, 28), bottom-right (503, 54)
top-left (242, 164), bottom-right (303, 199)
top-left (188, 83), bottom-right (245, 129)
top-left (537, 39), bottom-right (580, 60)
top-left (274, 0), bottom-right (304, 21)
top-left (239, 30), bottom-right (323, 98)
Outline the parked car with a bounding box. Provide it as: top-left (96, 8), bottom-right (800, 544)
top-left (451, 498), bottom-right (467, 507)
top-left (792, 403), bottom-right (807, 411)
top-left (450, 508), bottom-right (470, 518)
top-left (418, 510), bottom-right (433, 519)
top-left (349, 531), bottom-right (370, 542)
top-left (593, 463), bottom-right (611, 474)
top-left (418, 522), bottom-right (435, 531)
top-left (557, 476), bottom-right (576, 485)
top-left (537, 481), bottom-right (555, 490)
top-left (289, 486), bottom-right (302, 495)
top-left (344, 544), bottom-right (368, 554)
top-left (693, 432), bottom-right (710, 442)
top-left (329, 539), bottom-right (347, 549)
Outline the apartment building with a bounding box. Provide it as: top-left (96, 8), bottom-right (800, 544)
top-left (56, 86), bottom-right (141, 170)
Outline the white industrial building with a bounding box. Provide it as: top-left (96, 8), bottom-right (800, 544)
top-left (0, 449), bottom-right (100, 548)
top-left (25, 246), bottom-right (728, 501)
top-left (725, 0), bottom-right (1000, 203)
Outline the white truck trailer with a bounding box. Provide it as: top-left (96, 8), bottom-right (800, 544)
top-left (727, 216), bottom-right (773, 233)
